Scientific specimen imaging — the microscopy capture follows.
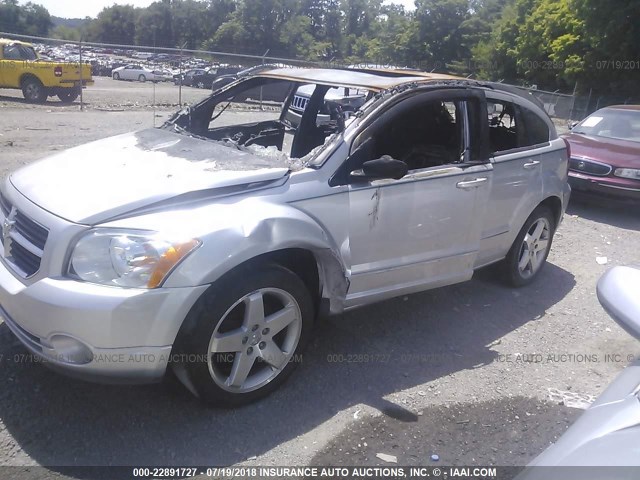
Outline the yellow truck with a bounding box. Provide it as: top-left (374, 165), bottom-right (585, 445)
top-left (0, 38), bottom-right (93, 103)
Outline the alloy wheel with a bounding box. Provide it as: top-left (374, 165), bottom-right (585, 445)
top-left (207, 287), bottom-right (302, 393)
top-left (517, 217), bottom-right (551, 279)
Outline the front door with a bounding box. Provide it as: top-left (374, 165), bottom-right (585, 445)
top-left (0, 44), bottom-right (26, 88)
top-left (344, 89), bottom-right (492, 307)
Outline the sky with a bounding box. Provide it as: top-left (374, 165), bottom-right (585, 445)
top-left (24, 0), bottom-right (415, 20)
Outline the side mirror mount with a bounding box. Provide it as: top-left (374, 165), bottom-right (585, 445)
top-left (349, 155), bottom-right (408, 182)
top-left (597, 265), bottom-right (640, 341)
top-left (569, 121), bottom-right (579, 130)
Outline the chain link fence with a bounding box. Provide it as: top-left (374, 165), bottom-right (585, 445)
top-left (519, 85), bottom-right (640, 125)
top-left (3, 31), bottom-right (639, 122)
top-left (0, 31), bottom-right (317, 110)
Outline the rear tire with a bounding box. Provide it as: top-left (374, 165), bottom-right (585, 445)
top-left (502, 205), bottom-right (555, 287)
top-left (138, 74), bottom-right (146, 82)
top-left (172, 264), bottom-right (314, 407)
top-left (21, 77), bottom-right (47, 103)
top-left (57, 88), bottom-right (80, 103)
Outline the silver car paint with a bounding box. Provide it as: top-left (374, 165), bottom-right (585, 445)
top-left (10, 129), bottom-right (291, 224)
top-left (477, 90), bottom-right (564, 268)
top-left (524, 362), bottom-right (640, 468)
top-left (519, 266), bottom-right (640, 476)
top-left (0, 77), bottom-right (569, 382)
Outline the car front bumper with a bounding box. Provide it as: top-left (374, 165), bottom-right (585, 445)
top-left (568, 171), bottom-right (640, 201)
top-left (0, 259), bottom-right (208, 384)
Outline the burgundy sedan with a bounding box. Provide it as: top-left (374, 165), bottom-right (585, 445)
top-left (563, 105), bottom-right (640, 201)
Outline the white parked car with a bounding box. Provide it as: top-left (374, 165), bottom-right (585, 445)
top-left (111, 65), bottom-right (168, 83)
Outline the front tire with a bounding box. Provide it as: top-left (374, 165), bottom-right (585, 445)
top-left (21, 77), bottom-right (47, 103)
top-left (502, 205), bottom-right (555, 287)
top-left (113, 72), bottom-right (120, 80)
top-left (138, 74), bottom-right (146, 82)
top-left (173, 264), bottom-right (314, 407)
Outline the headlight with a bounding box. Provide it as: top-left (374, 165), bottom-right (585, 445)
top-left (614, 168), bottom-right (640, 180)
top-left (69, 230), bottom-right (200, 288)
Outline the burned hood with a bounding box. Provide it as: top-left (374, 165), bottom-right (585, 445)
top-left (10, 128), bottom-right (290, 224)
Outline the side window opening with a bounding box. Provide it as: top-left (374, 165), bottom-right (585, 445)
top-left (180, 78), bottom-right (349, 161)
top-left (487, 100), bottom-right (520, 154)
top-left (3, 45), bottom-right (23, 60)
top-left (487, 99), bottom-right (550, 154)
top-left (521, 107), bottom-right (551, 146)
top-left (355, 98), bottom-right (469, 172)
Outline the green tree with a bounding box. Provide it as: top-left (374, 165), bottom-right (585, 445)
top-left (0, 0), bottom-right (51, 36)
top-left (135, 0), bottom-right (174, 47)
top-left (363, 3), bottom-right (412, 65)
top-left (514, 0), bottom-right (585, 88)
top-left (280, 14), bottom-right (317, 58)
top-left (51, 25), bottom-right (81, 41)
top-left (86, 4), bottom-right (137, 44)
top-left (575, 0), bottom-right (640, 95)
top-left (413, 0), bottom-right (472, 70)
top-left (473, 0), bottom-right (538, 83)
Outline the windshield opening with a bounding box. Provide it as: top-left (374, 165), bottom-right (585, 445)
top-left (164, 75), bottom-right (374, 170)
top-left (573, 109), bottom-right (640, 142)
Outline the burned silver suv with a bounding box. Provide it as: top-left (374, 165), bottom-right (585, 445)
top-left (0, 68), bottom-right (570, 406)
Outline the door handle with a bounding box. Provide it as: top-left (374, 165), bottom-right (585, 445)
top-left (456, 177), bottom-right (488, 189)
top-left (523, 160), bottom-right (541, 169)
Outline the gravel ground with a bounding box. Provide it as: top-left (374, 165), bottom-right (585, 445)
top-left (0, 79), bottom-right (639, 477)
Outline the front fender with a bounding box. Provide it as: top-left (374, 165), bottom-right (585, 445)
top-left (162, 199), bottom-right (350, 312)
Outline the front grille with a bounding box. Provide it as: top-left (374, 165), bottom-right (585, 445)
top-left (9, 241), bottom-right (41, 276)
top-left (0, 193), bottom-right (10, 216)
top-left (14, 211), bottom-right (48, 250)
top-left (569, 157), bottom-right (612, 176)
top-left (0, 194), bottom-right (48, 277)
top-left (290, 94), bottom-right (309, 113)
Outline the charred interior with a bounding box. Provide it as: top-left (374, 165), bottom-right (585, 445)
top-left (165, 76), bottom-right (371, 162)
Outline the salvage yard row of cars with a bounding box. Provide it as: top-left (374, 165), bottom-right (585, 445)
top-left (0, 37), bottom-right (245, 102)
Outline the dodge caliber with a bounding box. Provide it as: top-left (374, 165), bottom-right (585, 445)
top-left (0, 68), bottom-right (571, 406)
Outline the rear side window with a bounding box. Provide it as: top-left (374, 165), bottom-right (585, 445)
top-left (520, 107), bottom-right (550, 146)
top-left (486, 100), bottom-right (524, 154)
top-left (3, 44), bottom-right (37, 61)
top-left (486, 99), bottom-right (550, 154)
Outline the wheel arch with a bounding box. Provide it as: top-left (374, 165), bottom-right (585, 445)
top-left (187, 246), bottom-right (348, 316)
top-left (539, 195), bottom-right (563, 228)
top-left (19, 73), bottom-right (42, 87)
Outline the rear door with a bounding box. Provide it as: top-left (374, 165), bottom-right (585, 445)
top-left (342, 89), bottom-right (493, 307)
top-left (121, 66), bottom-right (134, 80)
top-left (476, 93), bottom-right (547, 266)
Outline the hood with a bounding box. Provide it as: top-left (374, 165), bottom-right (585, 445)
top-left (564, 133), bottom-right (640, 167)
top-left (10, 128), bottom-right (290, 224)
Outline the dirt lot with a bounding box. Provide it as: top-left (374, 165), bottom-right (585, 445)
top-left (0, 78), bottom-right (639, 476)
